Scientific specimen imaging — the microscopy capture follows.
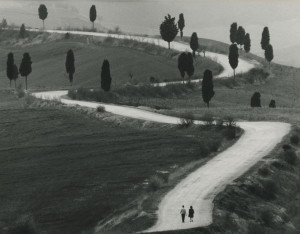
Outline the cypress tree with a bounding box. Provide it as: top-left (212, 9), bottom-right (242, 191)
top-left (229, 44), bottom-right (239, 79)
top-left (13, 64), bottom-right (19, 88)
top-left (7, 53), bottom-right (14, 88)
top-left (38, 4), bottom-right (48, 30)
top-left (19, 24), bottom-right (26, 38)
top-left (178, 13), bottom-right (185, 39)
top-left (178, 52), bottom-right (194, 83)
top-left (202, 69), bottom-right (215, 108)
top-left (250, 92), bottom-right (261, 107)
top-left (65, 49), bottom-right (75, 86)
top-left (230, 22), bottom-right (238, 44)
top-left (101, 60), bottom-right (112, 92)
top-left (190, 32), bottom-right (199, 58)
top-left (160, 14), bottom-right (178, 49)
top-left (244, 33), bottom-right (251, 53)
top-left (265, 44), bottom-right (274, 66)
top-left (236, 26), bottom-right (245, 49)
top-left (19, 53), bottom-right (32, 90)
top-left (261, 27), bottom-right (270, 50)
top-left (90, 5), bottom-right (97, 31)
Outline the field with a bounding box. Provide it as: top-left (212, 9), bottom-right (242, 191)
top-left (0, 30), bottom-right (222, 90)
top-left (0, 90), bottom-right (239, 234)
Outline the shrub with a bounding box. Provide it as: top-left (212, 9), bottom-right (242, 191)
top-left (65, 32), bottom-right (70, 39)
top-left (282, 144), bottom-right (292, 152)
top-left (208, 139), bottom-right (222, 152)
top-left (224, 115), bottom-right (236, 128)
top-left (178, 112), bottom-right (194, 128)
top-left (97, 106), bottom-right (105, 112)
top-left (269, 100), bottom-right (276, 108)
top-left (290, 135), bottom-right (299, 145)
top-left (250, 92), bottom-right (261, 107)
top-left (16, 84), bottom-right (25, 98)
top-left (258, 167), bottom-right (270, 177)
top-left (148, 175), bottom-right (164, 191)
top-left (9, 215), bottom-right (38, 234)
top-left (201, 112), bottom-right (214, 126)
top-left (283, 150), bottom-right (297, 165)
top-left (262, 179), bottom-right (277, 200)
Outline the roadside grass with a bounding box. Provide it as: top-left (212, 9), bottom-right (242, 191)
top-left (0, 90), bottom-right (237, 234)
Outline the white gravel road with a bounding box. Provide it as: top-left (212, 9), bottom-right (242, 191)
top-left (31, 30), bottom-right (289, 233)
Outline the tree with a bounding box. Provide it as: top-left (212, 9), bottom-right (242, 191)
top-left (1, 18), bottom-right (7, 29)
top-left (202, 69), bottom-right (215, 108)
top-left (38, 4), bottom-right (48, 30)
top-left (65, 50), bottom-right (75, 86)
top-left (7, 53), bottom-right (14, 88)
top-left (101, 60), bottom-right (112, 92)
top-left (90, 5), bottom-right (97, 30)
top-left (230, 22), bottom-right (238, 44)
top-left (13, 64), bottom-right (19, 88)
top-left (19, 53), bottom-right (32, 90)
top-left (269, 100), bottom-right (276, 108)
top-left (190, 32), bottom-right (199, 58)
top-left (236, 26), bottom-right (245, 49)
top-left (261, 27), bottom-right (270, 50)
top-left (244, 33), bottom-right (251, 53)
top-left (250, 92), bottom-right (261, 107)
top-left (229, 44), bottom-right (239, 79)
top-left (265, 44), bottom-right (274, 66)
top-left (178, 52), bottom-right (194, 83)
top-left (178, 13), bottom-right (185, 39)
top-left (19, 24), bottom-right (26, 38)
top-left (160, 14), bottom-right (178, 49)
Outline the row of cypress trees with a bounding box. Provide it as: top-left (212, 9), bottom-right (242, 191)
top-left (6, 50), bottom-right (111, 91)
top-left (6, 53), bottom-right (32, 89)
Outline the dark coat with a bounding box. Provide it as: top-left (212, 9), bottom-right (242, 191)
top-left (188, 208), bottom-right (194, 218)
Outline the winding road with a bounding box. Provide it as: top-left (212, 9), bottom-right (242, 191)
top-left (31, 30), bottom-right (290, 233)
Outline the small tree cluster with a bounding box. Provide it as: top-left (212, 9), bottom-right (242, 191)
top-left (228, 43), bottom-right (239, 79)
top-left (160, 14), bottom-right (178, 49)
top-left (0, 18), bottom-right (7, 29)
top-left (19, 24), bottom-right (26, 38)
top-left (250, 92), bottom-right (261, 107)
top-left (261, 27), bottom-right (274, 66)
top-left (177, 13), bottom-right (185, 39)
top-left (6, 53), bottom-right (19, 88)
top-left (65, 49), bottom-right (75, 86)
top-left (190, 32), bottom-right (199, 58)
top-left (38, 4), bottom-right (48, 30)
top-left (90, 5), bottom-right (97, 30)
top-left (19, 53), bottom-right (32, 90)
top-left (178, 52), bottom-right (194, 83)
top-left (101, 60), bottom-right (112, 92)
top-left (229, 22), bottom-right (251, 52)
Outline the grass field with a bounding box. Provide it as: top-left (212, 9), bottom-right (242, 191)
top-left (0, 90), bottom-right (238, 234)
top-left (0, 30), bottom-right (222, 90)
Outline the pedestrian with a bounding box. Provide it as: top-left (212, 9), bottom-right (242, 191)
top-left (180, 205), bottom-right (186, 223)
top-left (188, 206), bottom-right (194, 222)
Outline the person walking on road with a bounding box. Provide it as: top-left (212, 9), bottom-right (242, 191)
top-left (180, 205), bottom-right (186, 223)
top-left (188, 206), bottom-right (194, 222)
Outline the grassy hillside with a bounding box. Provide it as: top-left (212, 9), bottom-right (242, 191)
top-left (0, 31), bottom-right (222, 90)
top-left (0, 90), bottom-right (238, 234)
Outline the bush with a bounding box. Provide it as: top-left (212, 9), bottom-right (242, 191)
top-left (269, 100), bottom-right (276, 108)
top-left (222, 127), bottom-right (236, 140)
top-left (224, 115), bottom-right (236, 128)
top-left (198, 142), bottom-right (210, 157)
top-left (9, 215), bottom-right (38, 234)
top-left (97, 106), bottom-right (105, 112)
top-left (148, 175), bottom-right (164, 191)
top-left (262, 179), bottom-right (277, 200)
top-left (283, 150), bottom-right (297, 165)
top-left (208, 139), bottom-right (222, 152)
top-left (258, 167), bottom-right (270, 177)
top-left (16, 84), bottom-right (25, 98)
top-left (290, 135), bottom-right (299, 145)
top-left (178, 112), bottom-right (194, 128)
top-left (282, 144), bottom-right (292, 152)
top-left (250, 92), bottom-right (261, 107)
top-left (65, 32), bottom-right (70, 39)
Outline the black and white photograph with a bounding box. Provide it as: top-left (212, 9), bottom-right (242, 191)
top-left (0, 0), bottom-right (299, 233)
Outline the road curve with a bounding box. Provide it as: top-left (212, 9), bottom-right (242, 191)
top-left (32, 90), bottom-right (291, 233)
top-left (28, 28), bottom-right (258, 82)
top-left (30, 29), bottom-right (288, 233)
